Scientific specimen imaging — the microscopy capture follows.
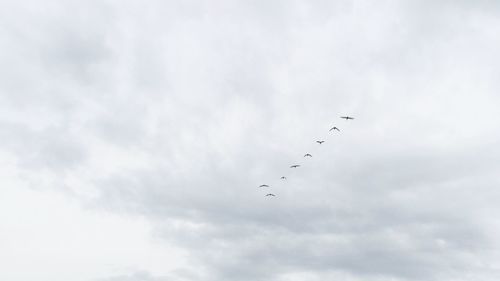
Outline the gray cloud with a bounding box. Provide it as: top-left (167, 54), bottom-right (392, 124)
top-left (2, 0), bottom-right (500, 281)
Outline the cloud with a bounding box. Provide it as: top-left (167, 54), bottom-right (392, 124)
top-left (2, 0), bottom-right (500, 281)
top-left (96, 271), bottom-right (170, 281)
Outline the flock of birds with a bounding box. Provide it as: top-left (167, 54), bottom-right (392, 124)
top-left (259, 116), bottom-right (355, 197)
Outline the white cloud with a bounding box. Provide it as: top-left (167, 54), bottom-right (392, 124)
top-left (1, 0), bottom-right (500, 280)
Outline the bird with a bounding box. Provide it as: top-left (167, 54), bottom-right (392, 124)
top-left (265, 193), bottom-right (276, 197)
top-left (281, 176), bottom-right (286, 180)
top-left (304, 154), bottom-right (312, 157)
top-left (259, 184), bottom-right (269, 187)
top-left (316, 140), bottom-right (325, 144)
top-left (340, 116), bottom-right (354, 120)
top-left (290, 165), bottom-right (300, 168)
top-left (329, 126), bottom-right (340, 131)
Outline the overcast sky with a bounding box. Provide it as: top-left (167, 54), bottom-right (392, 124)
top-left (1, 0), bottom-right (500, 280)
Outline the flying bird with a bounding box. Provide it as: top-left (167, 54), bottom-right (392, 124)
top-left (340, 116), bottom-right (354, 120)
top-left (281, 176), bottom-right (286, 180)
top-left (330, 126), bottom-right (340, 131)
top-left (259, 184), bottom-right (269, 188)
top-left (316, 140), bottom-right (325, 144)
top-left (265, 193), bottom-right (276, 197)
top-left (290, 165), bottom-right (300, 168)
top-left (304, 154), bottom-right (312, 157)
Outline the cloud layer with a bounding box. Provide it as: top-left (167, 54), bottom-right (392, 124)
top-left (2, 1), bottom-right (500, 280)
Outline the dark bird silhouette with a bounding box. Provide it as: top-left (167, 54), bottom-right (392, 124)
top-left (330, 126), bottom-right (340, 131)
top-left (290, 165), bottom-right (300, 168)
top-left (265, 193), bottom-right (276, 197)
top-left (304, 154), bottom-right (312, 157)
top-left (340, 116), bottom-right (354, 120)
top-left (259, 184), bottom-right (269, 188)
top-left (316, 140), bottom-right (325, 144)
top-left (281, 176), bottom-right (286, 180)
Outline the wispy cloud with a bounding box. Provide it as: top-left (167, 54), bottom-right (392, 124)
top-left (1, 1), bottom-right (500, 280)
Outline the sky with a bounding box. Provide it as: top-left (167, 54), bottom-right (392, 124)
top-left (1, 0), bottom-right (500, 280)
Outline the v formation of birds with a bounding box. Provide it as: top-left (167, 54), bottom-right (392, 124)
top-left (260, 116), bottom-right (354, 197)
